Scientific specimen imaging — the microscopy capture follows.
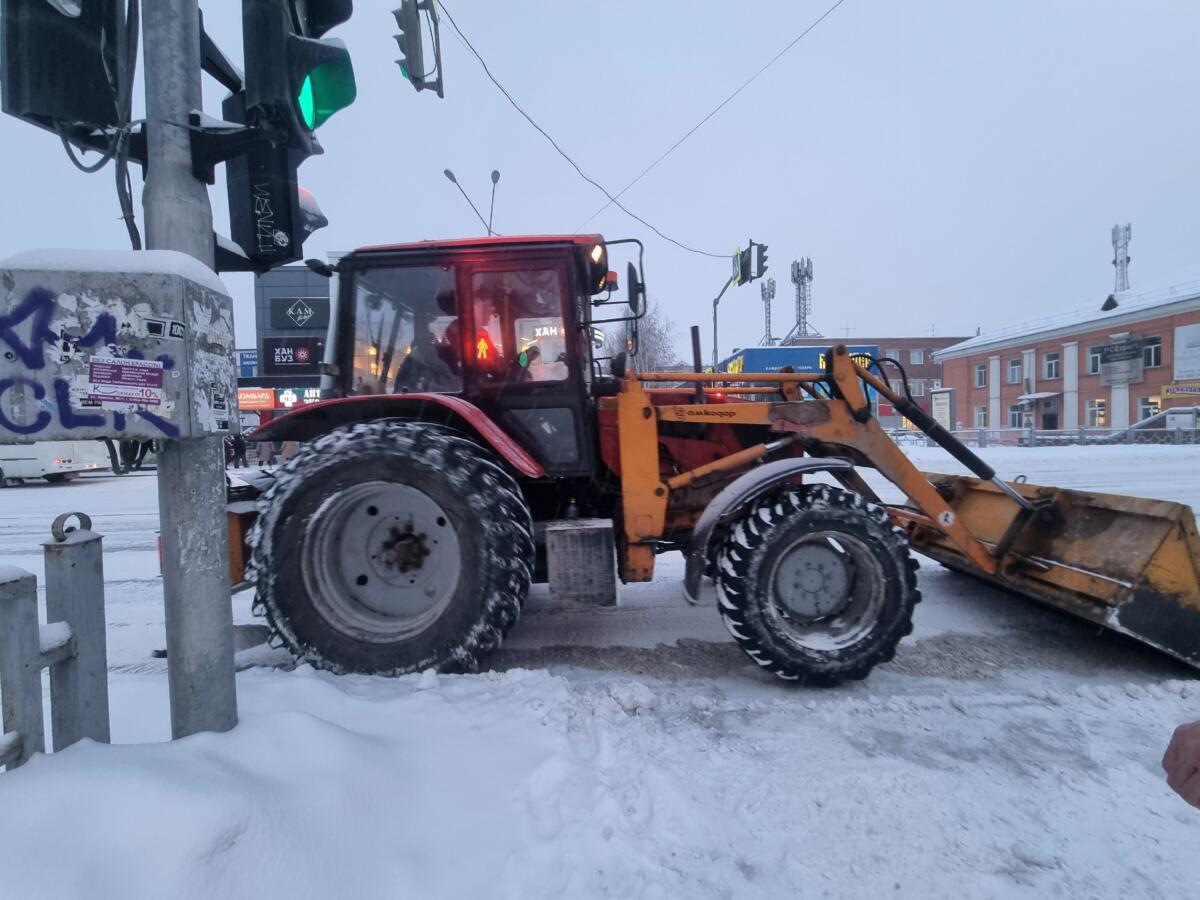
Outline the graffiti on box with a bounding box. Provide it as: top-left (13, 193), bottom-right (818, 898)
top-left (0, 286), bottom-right (181, 437)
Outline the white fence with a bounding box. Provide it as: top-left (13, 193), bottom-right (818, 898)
top-left (0, 513), bottom-right (110, 771)
top-left (890, 427), bottom-right (1200, 449)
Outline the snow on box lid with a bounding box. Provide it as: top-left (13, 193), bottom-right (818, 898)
top-left (0, 248), bottom-right (229, 297)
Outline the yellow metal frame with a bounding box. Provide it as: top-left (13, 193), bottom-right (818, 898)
top-left (615, 347), bottom-right (998, 581)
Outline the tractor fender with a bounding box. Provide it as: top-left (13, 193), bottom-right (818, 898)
top-left (681, 456), bottom-right (855, 604)
top-left (247, 394), bottom-right (545, 478)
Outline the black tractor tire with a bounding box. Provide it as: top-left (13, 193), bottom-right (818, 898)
top-left (715, 483), bottom-right (919, 686)
top-left (247, 421), bottom-right (534, 675)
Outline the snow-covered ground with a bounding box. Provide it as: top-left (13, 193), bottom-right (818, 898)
top-left (0, 445), bottom-right (1198, 898)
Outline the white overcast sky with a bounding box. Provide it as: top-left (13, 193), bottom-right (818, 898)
top-left (2, 1), bottom-right (1198, 358)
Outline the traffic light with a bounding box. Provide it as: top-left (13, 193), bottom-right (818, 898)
top-left (242, 0), bottom-right (357, 155)
top-left (393, 1), bottom-right (445, 98)
top-left (756, 243), bottom-right (769, 279)
top-left (1, 0), bottom-right (124, 137)
top-left (224, 1), bottom-right (356, 270)
top-left (734, 246), bottom-right (752, 286)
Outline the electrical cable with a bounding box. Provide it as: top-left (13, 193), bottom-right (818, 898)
top-left (436, 0), bottom-right (727, 258)
top-left (56, 0), bottom-right (142, 249)
top-left (575, 0), bottom-right (848, 232)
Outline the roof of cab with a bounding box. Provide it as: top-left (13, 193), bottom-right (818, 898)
top-left (354, 234), bottom-right (605, 254)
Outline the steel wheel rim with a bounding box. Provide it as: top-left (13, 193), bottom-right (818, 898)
top-left (304, 481), bottom-right (462, 642)
top-left (765, 530), bottom-right (886, 651)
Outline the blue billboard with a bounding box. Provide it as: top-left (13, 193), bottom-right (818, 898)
top-left (720, 345), bottom-right (880, 376)
top-left (237, 349), bottom-right (259, 378)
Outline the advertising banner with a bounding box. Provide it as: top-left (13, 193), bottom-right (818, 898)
top-left (263, 337), bottom-right (325, 375)
top-left (1174, 323), bottom-right (1200, 382)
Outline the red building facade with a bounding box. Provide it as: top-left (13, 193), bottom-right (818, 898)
top-left (935, 270), bottom-right (1200, 430)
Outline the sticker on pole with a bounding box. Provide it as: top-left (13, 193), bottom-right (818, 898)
top-left (87, 356), bottom-right (164, 407)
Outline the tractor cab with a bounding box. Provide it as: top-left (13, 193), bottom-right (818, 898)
top-left (311, 234), bottom-right (644, 477)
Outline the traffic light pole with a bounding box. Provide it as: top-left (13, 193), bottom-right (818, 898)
top-left (142, 0), bottom-right (238, 738)
top-left (711, 275), bottom-right (734, 371)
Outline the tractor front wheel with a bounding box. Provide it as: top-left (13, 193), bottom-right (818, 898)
top-left (248, 421), bottom-right (534, 675)
top-left (715, 484), bottom-right (919, 686)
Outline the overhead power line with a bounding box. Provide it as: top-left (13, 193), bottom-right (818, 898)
top-left (436, 0), bottom-right (727, 258)
top-left (576, 0), bottom-right (848, 232)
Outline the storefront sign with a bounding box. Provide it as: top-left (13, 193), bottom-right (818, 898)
top-left (1162, 381), bottom-right (1200, 399)
top-left (1100, 337), bottom-right (1143, 386)
top-left (237, 349), bottom-right (259, 378)
top-left (270, 296), bottom-right (330, 330)
top-left (275, 387), bottom-right (324, 409)
top-left (263, 337), bottom-right (325, 375)
top-left (237, 388), bottom-right (275, 410)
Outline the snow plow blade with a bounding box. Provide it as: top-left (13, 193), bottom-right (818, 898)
top-left (904, 474), bottom-right (1200, 669)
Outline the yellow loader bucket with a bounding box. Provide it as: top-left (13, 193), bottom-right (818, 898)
top-left (904, 474), bottom-right (1200, 669)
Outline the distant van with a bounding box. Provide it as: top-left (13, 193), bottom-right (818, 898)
top-left (0, 441), bottom-right (110, 485)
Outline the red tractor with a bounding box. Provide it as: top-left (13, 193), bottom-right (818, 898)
top-left (240, 234), bottom-right (1200, 684)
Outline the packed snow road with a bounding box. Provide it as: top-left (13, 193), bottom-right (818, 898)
top-left (0, 445), bottom-right (1197, 898)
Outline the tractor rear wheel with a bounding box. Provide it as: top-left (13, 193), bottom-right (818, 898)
top-left (715, 484), bottom-right (919, 686)
top-left (248, 421), bottom-right (534, 675)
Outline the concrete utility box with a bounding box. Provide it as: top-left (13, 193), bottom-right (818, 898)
top-left (545, 518), bottom-right (618, 606)
top-left (0, 249), bottom-right (235, 442)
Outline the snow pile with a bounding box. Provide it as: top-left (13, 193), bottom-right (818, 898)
top-left (1, 665), bottom-right (1198, 899)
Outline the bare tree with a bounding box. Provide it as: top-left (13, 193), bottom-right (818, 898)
top-left (602, 300), bottom-right (684, 372)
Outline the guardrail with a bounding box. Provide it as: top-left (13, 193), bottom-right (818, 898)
top-left (894, 427), bottom-right (1200, 449)
top-left (0, 513), bottom-right (110, 771)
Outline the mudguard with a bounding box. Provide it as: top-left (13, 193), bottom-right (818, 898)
top-left (681, 456), bottom-right (855, 604)
top-left (247, 393), bottom-right (545, 478)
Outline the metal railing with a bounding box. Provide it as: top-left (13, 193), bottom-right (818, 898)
top-left (0, 513), bottom-right (110, 771)
top-left (915, 426), bottom-right (1200, 448)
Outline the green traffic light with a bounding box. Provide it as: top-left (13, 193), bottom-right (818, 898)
top-left (294, 54), bottom-right (357, 131)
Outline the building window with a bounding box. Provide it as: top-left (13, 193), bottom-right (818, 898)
top-left (1043, 352), bottom-right (1061, 380)
top-left (909, 348), bottom-right (925, 365)
top-left (1139, 396), bottom-right (1160, 420)
top-left (883, 348), bottom-right (900, 361)
top-left (975, 405), bottom-right (987, 427)
top-left (974, 364), bottom-right (987, 388)
top-left (1007, 359), bottom-right (1022, 384)
top-left (1143, 336), bottom-right (1162, 368)
top-left (1088, 346), bottom-right (1102, 375)
top-left (1008, 405), bottom-right (1023, 428)
top-left (909, 378), bottom-right (925, 396)
top-left (1087, 399), bottom-right (1107, 427)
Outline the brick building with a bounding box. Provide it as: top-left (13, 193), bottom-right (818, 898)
top-left (780, 336), bottom-right (967, 418)
top-left (934, 268), bottom-right (1200, 431)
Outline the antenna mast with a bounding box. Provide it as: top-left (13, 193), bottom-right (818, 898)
top-left (759, 277), bottom-right (777, 345)
top-left (1111, 223), bottom-right (1131, 293)
top-left (781, 257), bottom-right (819, 344)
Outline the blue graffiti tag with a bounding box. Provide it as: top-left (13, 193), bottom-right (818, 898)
top-left (0, 377), bottom-right (52, 435)
top-left (0, 287), bottom-right (60, 369)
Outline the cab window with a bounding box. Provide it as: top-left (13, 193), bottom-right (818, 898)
top-left (349, 265), bottom-right (462, 395)
top-left (471, 269), bottom-right (570, 385)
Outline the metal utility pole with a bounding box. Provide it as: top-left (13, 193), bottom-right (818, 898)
top-left (760, 277), bottom-right (776, 346)
top-left (142, 0), bottom-right (237, 737)
top-left (712, 275), bottom-right (735, 370)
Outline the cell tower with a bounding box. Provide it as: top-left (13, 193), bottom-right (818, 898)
top-left (781, 257), bottom-right (819, 344)
top-left (759, 277), bottom-right (777, 346)
top-left (1112, 223), bottom-right (1131, 293)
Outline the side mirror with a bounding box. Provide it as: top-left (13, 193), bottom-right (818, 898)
top-left (305, 258), bottom-right (334, 278)
top-left (610, 351), bottom-right (628, 379)
top-left (626, 262), bottom-right (644, 316)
